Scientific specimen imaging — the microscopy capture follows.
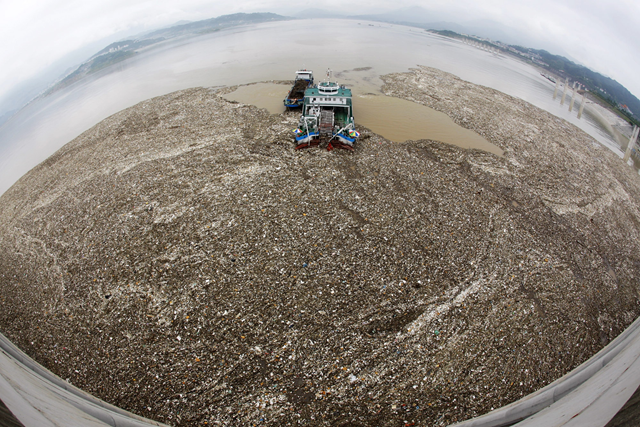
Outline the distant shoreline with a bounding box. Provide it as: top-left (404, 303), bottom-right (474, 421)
top-left (503, 51), bottom-right (633, 151)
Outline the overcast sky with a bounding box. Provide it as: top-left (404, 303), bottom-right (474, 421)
top-left (1, 0), bottom-right (639, 112)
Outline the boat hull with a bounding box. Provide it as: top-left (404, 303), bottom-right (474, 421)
top-left (334, 133), bottom-right (355, 145)
top-left (295, 132), bottom-right (319, 144)
top-left (284, 98), bottom-right (304, 108)
top-left (284, 75), bottom-right (313, 108)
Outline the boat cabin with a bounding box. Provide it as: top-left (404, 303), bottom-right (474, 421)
top-left (295, 70), bottom-right (313, 82)
top-left (302, 82), bottom-right (353, 134)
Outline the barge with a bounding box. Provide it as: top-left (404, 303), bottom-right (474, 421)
top-left (283, 69), bottom-right (314, 108)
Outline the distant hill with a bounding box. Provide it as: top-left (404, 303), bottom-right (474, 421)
top-left (44, 13), bottom-right (293, 96)
top-left (45, 38), bottom-right (164, 94)
top-left (429, 29), bottom-right (640, 123)
top-left (529, 48), bottom-right (640, 121)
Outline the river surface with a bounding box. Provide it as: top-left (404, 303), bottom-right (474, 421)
top-left (0, 19), bottom-right (621, 195)
top-left (223, 82), bottom-right (502, 156)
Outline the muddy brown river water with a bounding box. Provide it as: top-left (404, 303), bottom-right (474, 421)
top-left (224, 82), bottom-right (503, 156)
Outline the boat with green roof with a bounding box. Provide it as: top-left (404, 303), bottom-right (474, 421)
top-left (293, 69), bottom-right (360, 151)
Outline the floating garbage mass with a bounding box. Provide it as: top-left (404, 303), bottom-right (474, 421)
top-left (1, 67), bottom-right (640, 426)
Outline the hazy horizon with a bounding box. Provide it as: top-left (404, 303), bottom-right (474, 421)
top-left (1, 1), bottom-right (639, 118)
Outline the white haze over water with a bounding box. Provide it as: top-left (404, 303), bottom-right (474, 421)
top-left (1, 0), bottom-right (639, 114)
